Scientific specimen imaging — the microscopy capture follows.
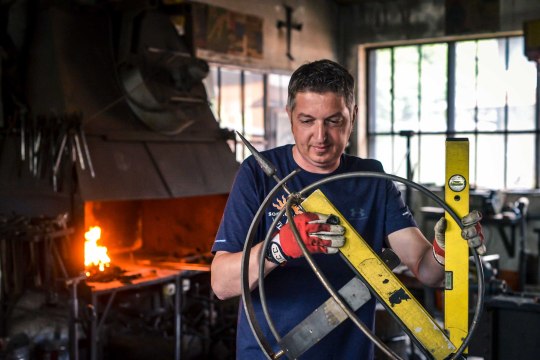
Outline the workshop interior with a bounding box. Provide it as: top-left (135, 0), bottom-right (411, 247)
top-left (1, 0), bottom-right (540, 359)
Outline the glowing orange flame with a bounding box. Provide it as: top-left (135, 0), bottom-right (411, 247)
top-left (84, 226), bottom-right (111, 274)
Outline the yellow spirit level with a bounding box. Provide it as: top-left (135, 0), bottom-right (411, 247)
top-left (302, 190), bottom-right (456, 359)
top-left (444, 138), bottom-right (470, 349)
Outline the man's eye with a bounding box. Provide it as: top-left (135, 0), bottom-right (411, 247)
top-left (326, 118), bottom-right (342, 126)
top-left (299, 118), bottom-right (314, 124)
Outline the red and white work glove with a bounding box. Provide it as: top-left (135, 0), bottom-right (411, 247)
top-left (433, 210), bottom-right (486, 266)
top-left (265, 212), bottom-right (346, 264)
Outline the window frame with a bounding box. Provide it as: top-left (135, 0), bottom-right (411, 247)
top-left (359, 30), bottom-right (539, 190)
top-left (205, 64), bottom-right (291, 161)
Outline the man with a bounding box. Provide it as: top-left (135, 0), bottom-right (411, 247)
top-left (210, 59), bottom-right (484, 359)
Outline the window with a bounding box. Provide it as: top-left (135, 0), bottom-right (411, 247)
top-left (267, 73), bottom-right (292, 148)
top-left (204, 65), bottom-right (290, 162)
top-left (367, 36), bottom-right (537, 190)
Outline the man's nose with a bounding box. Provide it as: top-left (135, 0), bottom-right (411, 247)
top-left (314, 121), bottom-right (327, 141)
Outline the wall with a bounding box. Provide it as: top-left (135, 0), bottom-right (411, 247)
top-left (335, 0), bottom-right (540, 285)
top-left (192, 0), bottom-right (338, 72)
top-left (339, 0), bottom-right (540, 63)
top-left (500, 0), bottom-right (540, 31)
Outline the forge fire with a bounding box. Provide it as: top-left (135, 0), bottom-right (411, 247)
top-left (84, 226), bottom-right (112, 278)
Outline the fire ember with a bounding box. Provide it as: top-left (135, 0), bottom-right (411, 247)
top-left (84, 226), bottom-right (124, 282)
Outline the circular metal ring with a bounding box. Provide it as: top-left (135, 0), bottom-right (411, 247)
top-left (241, 171), bottom-right (485, 360)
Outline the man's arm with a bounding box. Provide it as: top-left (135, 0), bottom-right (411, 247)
top-left (211, 212), bottom-right (345, 300)
top-left (386, 227), bottom-right (445, 287)
top-left (211, 245), bottom-right (278, 300)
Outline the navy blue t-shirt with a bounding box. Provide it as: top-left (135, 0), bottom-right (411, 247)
top-left (212, 145), bottom-right (416, 360)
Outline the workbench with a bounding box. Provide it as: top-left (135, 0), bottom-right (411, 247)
top-left (85, 262), bottom-right (199, 360)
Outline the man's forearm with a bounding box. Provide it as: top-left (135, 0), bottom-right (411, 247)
top-left (211, 243), bottom-right (278, 300)
top-left (416, 246), bottom-right (445, 287)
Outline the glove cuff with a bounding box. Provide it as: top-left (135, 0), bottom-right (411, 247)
top-left (265, 234), bottom-right (290, 265)
top-left (432, 240), bottom-right (445, 266)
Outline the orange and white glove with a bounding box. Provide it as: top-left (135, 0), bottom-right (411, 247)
top-left (432, 210), bottom-right (486, 266)
top-left (432, 217), bottom-right (447, 266)
top-left (265, 212), bottom-right (345, 264)
top-left (462, 210), bottom-right (486, 255)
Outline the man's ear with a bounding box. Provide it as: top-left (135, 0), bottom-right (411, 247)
top-left (352, 105), bottom-right (358, 126)
top-left (286, 106), bottom-right (294, 131)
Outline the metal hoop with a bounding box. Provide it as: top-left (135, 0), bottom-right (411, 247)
top-left (241, 171), bottom-right (485, 360)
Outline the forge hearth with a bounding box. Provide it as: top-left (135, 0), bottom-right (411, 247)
top-left (0, 193), bottom-right (235, 360)
top-left (75, 194), bottom-right (228, 275)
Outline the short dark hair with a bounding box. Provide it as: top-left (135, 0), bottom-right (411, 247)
top-left (287, 59), bottom-right (355, 112)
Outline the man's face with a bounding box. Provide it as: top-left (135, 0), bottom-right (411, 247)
top-left (287, 91), bottom-right (356, 174)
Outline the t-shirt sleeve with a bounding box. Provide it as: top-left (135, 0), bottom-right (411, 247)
top-left (212, 160), bottom-right (263, 254)
top-left (384, 179), bottom-right (417, 235)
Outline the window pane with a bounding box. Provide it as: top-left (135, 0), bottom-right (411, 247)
top-left (393, 135), bottom-right (407, 178)
top-left (370, 135), bottom-right (393, 173)
top-left (368, 36), bottom-right (537, 191)
top-left (467, 136), bottom-right (477, 189)
top-left (507, 134), bottom-right (535, 189)
top-left (476, 39), bottom-right (506, 131)
top-left (244, 71), bottom-right (264, 138)
top-left (267, 74), bottom-right (289, 109)
top-left (455, 41), bottom-right (478, 131)
top-left (268, 74), bottom-right (292, 147)
top-left (370, 49), bottom-right (392, 132)
top-left (420, 44), bottom-right (447, 132)
top-left (394, 46), bottom-right (420, 132)
top-left (219, 68), bottom-right (242, 160)
top-left (220, 68), bottom-right (242, 131)
top-left (476, 135), bottom-right (504, 189)
top-left (418, 135), bottom-right (446, 186)
top-left (203, 65), bottom-right (220, 120)
top-left (507, 37), bottom-right (536, 131)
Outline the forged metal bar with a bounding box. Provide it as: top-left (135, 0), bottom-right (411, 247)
top-left (279, 249), bottom-right (401, 359)
top-left (297, 172), bottom-right (485, 360)
top-left (175, 275), bottom-right (181, 360)
top-left (254, 188), bottom-right (399, 359)
top-left (257, 204), bottom-right (289, 346)
top-left (278, 277), bottom-right (371, 359)
top-left (300, 190), bottom-right (448, 359)
top-left (241, 170), bottom-right (303, 359)
top-left (284, 199), bottom-right (401, 360)
top-left (79, 126), bottom-right (95, 178)
top-left (236, 131), bottom-right (295, 198)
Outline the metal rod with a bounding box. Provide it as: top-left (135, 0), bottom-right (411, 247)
top-left (236, 131), bottom-right (299, 202)
top-left (79, 127), bottom-right (95, 178)
top-left (241, 170), bottom-right (303, 359)
top-left (98, 291), bottom-right (117, 332)
top-left (244, 170), bottom-right (484, 360)
top-left (175, 275), bottom-right (182, 360)
top-left (239, 132), bottom-right (484, 359)
top-left (284, 198), bottom-right (400, 359)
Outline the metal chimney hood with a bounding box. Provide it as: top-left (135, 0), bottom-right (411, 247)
top-left (25, 4), bottom-right (239, 201)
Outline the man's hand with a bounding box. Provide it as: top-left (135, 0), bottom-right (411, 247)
top-left (432, 217), bottom-right (447, 265)
top-left (462, 210), bottom-right (486, 255)
top-left (265, 212), bottom-right (345, 264)
top-left (432, 210), bottom-right (486, 266)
